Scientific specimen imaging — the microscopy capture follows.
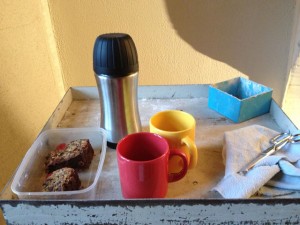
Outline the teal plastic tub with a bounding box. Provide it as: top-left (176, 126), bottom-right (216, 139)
top-left (208, 77), bottom-right (273, 123)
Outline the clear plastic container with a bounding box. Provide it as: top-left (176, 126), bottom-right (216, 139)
top-left (11, 127), bottom-right (107, 199)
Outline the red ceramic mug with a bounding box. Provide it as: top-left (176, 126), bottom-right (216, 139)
top-left (117, 132), bottom-right (188, 198)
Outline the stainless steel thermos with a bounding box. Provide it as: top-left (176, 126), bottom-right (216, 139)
top-left (93, 33), bottom-right (142, 148)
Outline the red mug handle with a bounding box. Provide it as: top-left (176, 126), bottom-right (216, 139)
top-left (168, 149), bottom-right (188, 182)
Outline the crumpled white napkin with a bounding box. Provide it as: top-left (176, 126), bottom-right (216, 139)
top-left (212, 125), bottom-right (300, 198)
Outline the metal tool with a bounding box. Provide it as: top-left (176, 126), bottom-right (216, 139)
top-left (238, 132), bottom-right (300, 175)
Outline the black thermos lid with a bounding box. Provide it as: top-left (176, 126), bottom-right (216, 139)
top-left (93, 33), bottom-right (139, 77)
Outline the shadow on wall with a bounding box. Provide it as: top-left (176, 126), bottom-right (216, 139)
top-left (164, 0), bottom-right (294, 103)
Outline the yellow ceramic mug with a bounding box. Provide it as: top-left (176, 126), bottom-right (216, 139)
top-left (149, 110), bottom-right (198, 171)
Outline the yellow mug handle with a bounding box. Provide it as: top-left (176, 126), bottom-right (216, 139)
top-left (182, 136), bottom-right (198, 169)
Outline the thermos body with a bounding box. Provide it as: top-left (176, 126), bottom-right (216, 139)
top-left (95, 72), bottom-right (141, 147)
top-left (93, 33), bottom-right (142, 148)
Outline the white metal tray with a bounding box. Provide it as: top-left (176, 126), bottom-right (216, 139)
top-left (1, 85), bottom-right (299, 225)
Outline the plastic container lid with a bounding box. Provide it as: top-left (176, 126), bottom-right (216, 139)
top-left (93, 33), bottom-right (139, 77)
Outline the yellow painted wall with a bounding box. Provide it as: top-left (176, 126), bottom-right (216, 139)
top-left (48, 0), bottom-right (247, 88)
top-left (0, 0), bottom-right (298, 222)
top-left (48, 0), bottom-right (295, 103)
top-left (0, 1), bottom-right (63, 195)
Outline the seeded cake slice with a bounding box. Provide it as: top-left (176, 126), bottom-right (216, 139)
top-left (43, 167), bottom-right (81, 192)
top-left (45, 139), bottom-right (94, 173)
